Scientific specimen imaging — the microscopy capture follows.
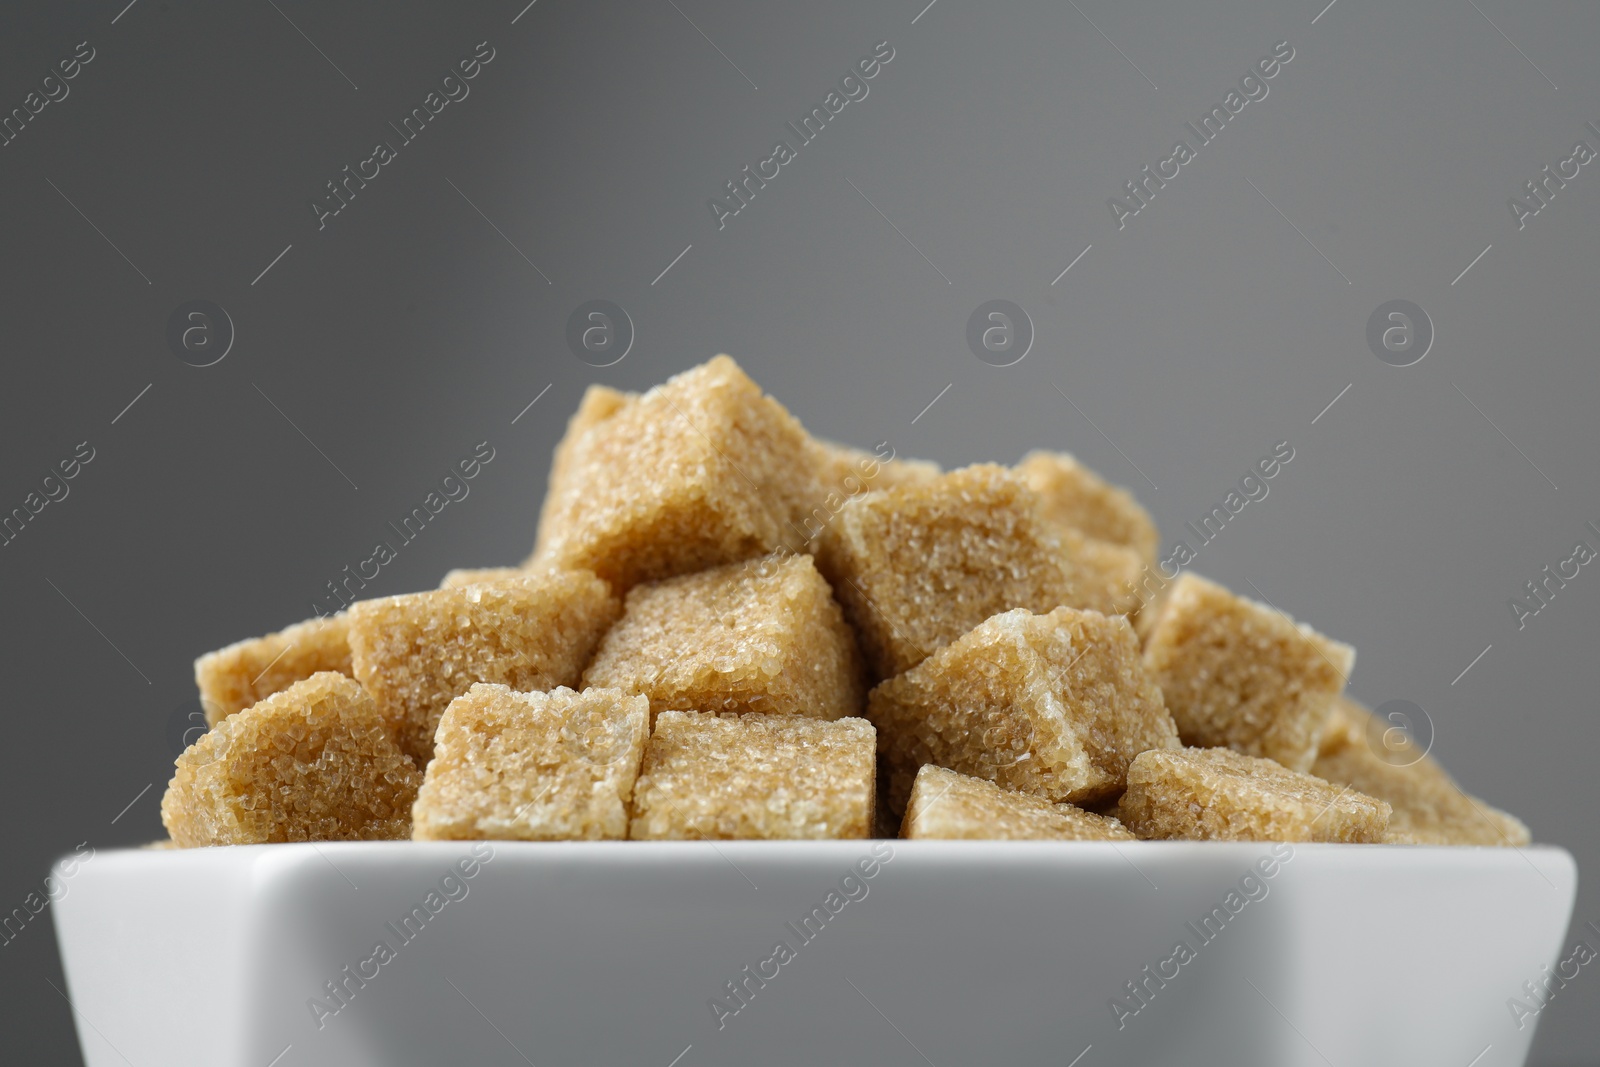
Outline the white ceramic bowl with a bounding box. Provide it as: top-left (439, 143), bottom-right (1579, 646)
top-left (53, 840), bottom-right (1575, 1066)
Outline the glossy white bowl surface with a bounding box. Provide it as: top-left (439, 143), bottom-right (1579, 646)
top-left (53, 840), bottom-right (1576, 1066)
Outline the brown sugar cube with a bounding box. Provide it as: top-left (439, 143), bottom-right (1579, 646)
top-left (798, 439), bottom-right (941, 551)
top-left (161, 673), bottom-right (421, 847)
top-left (901, 765), bottom-right (1135, 841)
top-left (816, 464), bottom-right (1084, 679)
top-left (1141, 572), bottom-right (1354, 772)
top-left (439, 567), bottom-right (525, 589)
top-left (583, 554), bottom-right (863, 723)
top-left (411, 684), bottom-right (648, 841)
top-left (810, 438), bottom-right (941, 497)
top-left (1314, 693), bottom-right (1364, 756)
top-left (1060, 528), bottom-right (1146, 619)
top-left (347, 569), bottom-right (621, 763)
top-left (1312, 697), bottom-right (1530, 846)
top-left (868, 607), bottom-right (1179, 813)
top-left (531, 384), bottom-right (636, 563)
top-left (1132, 586), bottom-right (1170, 642)
top-left (1117, 746), bottom-right (1390, 843)
top-left (194, 614), bottom-right (352, 726)
top-left (629, 712), bottom-right (875, 840)
top-left (1016, 451), bottom-right (1159, 564)
top-left (529, 356), bottom-right (821, 590)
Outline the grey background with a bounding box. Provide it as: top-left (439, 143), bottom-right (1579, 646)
top-left (1, 0), bottom-right (1595, 1062)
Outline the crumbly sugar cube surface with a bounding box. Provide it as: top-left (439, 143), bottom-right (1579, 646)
top-left (440, 567), bottom-right (526, 589)
top-left (529, 356), bottom-right (821, 590)
top-left (1060, 528), bottom-right (1145, 618)
top-left (900, 765), bottom-right (1135, 841)
top-left (869, 607), bottom-right (1179, 811)
top-left (411, 684), bottom-right (648, 841)
top-left (1132, 583), bottom-right (1170, 642)
top-left (347, 569), bottom-right (621, 763)
top-left (583, 554), bottom-right (863, 722)
top-left (1315, 694), bottom-right (1365, 756)
top-left (816, 464), bottom-right (1084, 679)
top-left (1015, 451), bottom-right (1159, 564)
top-left (194, 614), bottom-right (352, 726)
top-left (161, 672), bottom-right (421, 846)
top-left (809, 438), bottom-right (942, 498)
top-left (629, 712), bottom-right (875, 839)
top-left (1117, 746), bottom-right (1390, 843)
top-left (1312, 697), bottom-right (1530, 846)
top-left (1141, 572), bottom-right (1354, 772)
top-left (531, 384), bottom-right (636, 563)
